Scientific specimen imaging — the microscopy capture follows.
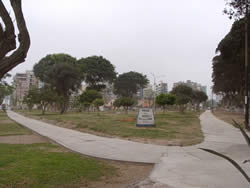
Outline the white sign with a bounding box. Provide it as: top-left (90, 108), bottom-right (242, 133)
top-left (136, 108), bottom-right (155, 127)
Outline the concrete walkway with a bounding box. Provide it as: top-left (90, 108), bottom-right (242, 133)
top-left (150, 111), bottom-right (250, 188)
top-left (7, 110), bottom-right (250, 187)
top-left (7, 110), bottom-right (167, 163)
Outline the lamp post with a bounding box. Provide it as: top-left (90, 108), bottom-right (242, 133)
top-left (151, 73), bottom-right (165, 113)
top-left (244, 0), bottom-right (249, 130)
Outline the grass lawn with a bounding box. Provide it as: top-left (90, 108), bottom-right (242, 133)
top-left (20, 110), bottom-right (203, 146)
top-left (0, 143), bottom-right (116, 188)
top-left (0, 112), bottom-right (31, 136)
top-left (0, 111), bottom-right (120, 187)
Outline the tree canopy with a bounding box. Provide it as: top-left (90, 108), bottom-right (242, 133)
top-left (114, 71), bottom-right (149, 97)
top-left (79, 90), bottom-right (102, 104)
top-left (224, 0), bottom-right (248, 19)
top-left (212, 15), bottom-right (250, 106)
top-left (171, 84), bottom-right (193, 112)
top-left (33, 54), bottom-right (83, 114)
top-left (0, 74), bottom-right (12, 105)
top-left (78, 56), bottom-right (117, 91)
top-left (114, 97), bottom-right (135, 112)
top-left (156, 94), bottom-right (176, 111)
top-left (23, 86), bottom-right (59, 114)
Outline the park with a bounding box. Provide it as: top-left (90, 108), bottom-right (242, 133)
top-left (0, 0), bottom-right (250, 187)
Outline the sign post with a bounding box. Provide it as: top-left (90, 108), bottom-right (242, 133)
top-left (136, 108), bottom-right (155, 127)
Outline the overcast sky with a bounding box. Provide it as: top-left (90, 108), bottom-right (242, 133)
top-left (5, 0), bottom-right (233, 96)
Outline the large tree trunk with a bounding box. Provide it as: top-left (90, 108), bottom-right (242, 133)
top-left (0, 0), bottom-right (30, 79)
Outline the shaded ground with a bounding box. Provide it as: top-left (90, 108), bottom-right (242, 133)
top-left (213, 109), bottom-right (245, 127)
top-left (0, 111), bottom-right (152, 187)
top-left (18, 110), bottom-right (203, 146)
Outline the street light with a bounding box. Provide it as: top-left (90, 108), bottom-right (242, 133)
top-left (244, 0), bottom-right (249, 129)
top-left (151, 73), bottom-right (165, 113)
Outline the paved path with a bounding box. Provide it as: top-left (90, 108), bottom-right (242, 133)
top-left (7, 110), bottom-right (167, 163)
top-left (7, 110), bottom-right (250, 187)
top-left (150, 111), bottom-right (250, 188)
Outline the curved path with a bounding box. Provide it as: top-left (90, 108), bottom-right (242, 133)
top-left (7, 110), bottom-right (167, 163)
top-left (150, 111), bottom-right (250, 188)
top-left (7, 110), bottom-right (250, 187)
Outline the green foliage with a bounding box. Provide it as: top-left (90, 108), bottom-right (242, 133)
top-left (33, 54), bottom-right (83, 114)
top-left (78, 56), bottom-right (117, 91)
top-left (114, 71), bottom-right (149, 97)
top-left (171, 84), bottom-right (193, 112)
top-left (23, 87), bottom-right (59, 114)
top-left (192, 90), bottom-right (208, 111)
top-left (212, 15), bottom-right (250, 106)
top-left (114, 97), bottom-right (135, 111)
top-left (79, 90), bottom-right (102, 104)
top-left (156, 94), bottom-right (176, 110)
top-left (192, 90), bottom-right (208, 104)
top-left (93, 98), bottom-right (104, 110)
top-left (171, 84), bottom-right (193, 105)
top-left (0, 74), bottom-right (12, 105)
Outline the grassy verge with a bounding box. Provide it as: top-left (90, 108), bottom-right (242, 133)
top-left (213, 110), bottom-right (245, 127)
top-left (0, 111), bottom-right (119, 187)
top-left (19, 110), bottom-right (203, 146)
top-left (0, 143), bottom-right (117, 188)
top-left (0, 112), bottom-right (31, 136)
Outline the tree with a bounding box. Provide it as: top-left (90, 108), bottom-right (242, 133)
top-left (114, 97), bottom-right (135, 113)
top-left (79, 90), bottom-right (102, 111)
top-left (78, 56), bottom-right (117, 91)
top-left (156, 94), bottom-right (176, 112)
top-left (79, 90), bottom-right (102, 104)
top-left (33, 54), bottom-right (83, 114)
top-left (0, 74), bottom-right (12, 105)
top-left (23, 87), bottom-right (59, 115)
top-left (0, 0), bottom-right (30, 79)
top-left (171, 84), bottom-right (193, 113)
top-left (23, 87), bottom-right (38, 111)
top-left (192, 90), bottom-right (208, 111)
top-left (114, 71), bottom-right (149, 97)
top-left (93, 98), bottom-right (104, 111)
top-left (224, 0), bottom-right (248, 19)
top-left (212, 15), bottom-right (249, 107)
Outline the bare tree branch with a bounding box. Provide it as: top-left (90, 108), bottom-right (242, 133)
top-left (200, 148), bottom-right (250, 183)
top-left (232, 120), bottom-right (250, 147)
top-left (0, 0), bottom-right (30, 79)
top-left (0, 0), bottom-right (16, 60)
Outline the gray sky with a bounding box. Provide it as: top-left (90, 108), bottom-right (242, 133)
top-left (6, 0), bottom-right (233, 96)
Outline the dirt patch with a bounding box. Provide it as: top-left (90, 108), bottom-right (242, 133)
top-left (0, 134), bottom-right (49, 144)
top-left (89, 161), bottom-right (153, 188)
top-left (0, 119), bottom-right (13, 124)
top-left (213, 110), bottom-right (244, 126)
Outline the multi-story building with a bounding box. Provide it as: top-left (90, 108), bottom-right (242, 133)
top-left (173, 80), bottom-right (207, 94)
top-left (13, 71), bottom-right (39, 107)
top-left (156, 82), bottom-right (168, 95)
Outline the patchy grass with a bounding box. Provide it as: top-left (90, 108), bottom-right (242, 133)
top-left (0, 111), bottom-right (152, 188)
top-left (213, 110), bottom-right (245, 127)
top-left (0, 143), bottom-right (117, 188)
top-left (0, 112), bottom-right (31, 136)
top-left (20, 110), bottom-right (203, 146)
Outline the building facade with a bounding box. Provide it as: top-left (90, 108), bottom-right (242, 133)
top-left (13, 71), bottom-right (39, 107)
top-left (156, 82), bottom-right (168, 95)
